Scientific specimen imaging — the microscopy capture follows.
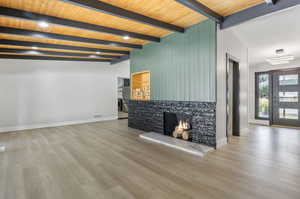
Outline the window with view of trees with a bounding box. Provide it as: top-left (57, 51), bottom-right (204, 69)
top-left (255, 73), bottom-right (269, 119)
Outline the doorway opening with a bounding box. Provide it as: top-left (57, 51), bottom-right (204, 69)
top-left (226, 54), bottom-right (240, 137)
top-left (118, 77), bottom-right (130, 119)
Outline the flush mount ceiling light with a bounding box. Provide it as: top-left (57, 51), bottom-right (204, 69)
top-left (123, 35), bottom-right (130, 40)
top-left (37, 21), bottom-right (49, 28)
top-left (266, 49), bottom-right (294, 65)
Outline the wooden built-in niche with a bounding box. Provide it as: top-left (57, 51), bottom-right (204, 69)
top-left (131, 71), bottom-right (150, 100)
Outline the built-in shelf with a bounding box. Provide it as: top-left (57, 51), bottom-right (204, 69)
top-left (131, 71), bottom-right (150, 100)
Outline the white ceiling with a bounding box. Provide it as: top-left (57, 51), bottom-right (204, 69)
top-left (230, 5), bottom-right (300, 66)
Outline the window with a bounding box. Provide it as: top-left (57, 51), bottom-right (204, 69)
top-left (279, 74), bottom-right (298, 85)
top-left (279, 108), bottom-right (299, 120)
top-left (255, 73), bottom-right (270, 119)
top-left (279, 92), bottom-right (298, 102)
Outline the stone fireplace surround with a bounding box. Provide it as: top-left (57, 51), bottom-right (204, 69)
top-left (128, 100), bottom-right (216, 147)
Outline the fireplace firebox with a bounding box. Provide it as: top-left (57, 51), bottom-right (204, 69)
top-left (163, 112), bottom-right (192, 141)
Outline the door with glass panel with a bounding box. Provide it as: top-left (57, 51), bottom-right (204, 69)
top-left (272, 69), bottom-right (300, 127)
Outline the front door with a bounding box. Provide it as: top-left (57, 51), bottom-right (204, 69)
top-left (272, 69), bottom-right (300, 127)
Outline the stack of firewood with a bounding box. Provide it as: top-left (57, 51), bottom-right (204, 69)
top-left (173, 120), bottom-right (191, 140)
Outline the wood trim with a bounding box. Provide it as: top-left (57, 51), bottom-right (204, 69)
top-left (0, 39), bottom-right (129, 55)
top-left (131, 70), bottom-right (151, 101)
top-left (111, 54), bottom-right (130, 65)
top-left (174, 0), bottom-right (223, 23)
top-left (0, 54), bottom-right (110, 62)
top-left (0, 27), bottom-right (142, 49)
top-left (0, 48), bottom-right (118, 59)
top-left (61, 0), bottom-right (185, 33)
top-left (0, 6), bottom-right (160, 43)
top-left (222, 0), bottom-right (300, 29)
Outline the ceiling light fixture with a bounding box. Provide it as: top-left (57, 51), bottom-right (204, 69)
top-left (0, 145), bottom-right (6, 152)
top-left (32, 46), bottom-right (38, 50)
top-left (266, 49), bottom-right (294, 65)
top-left (89, 55), bottom-right (97, 58)
top-left (38, 21), bottom-right (49, 28)
top-left (276, 49), bottom-right (284, 54)
top-left (267, 60), bottom-right (290, 65)
top-left (123, 35), bottom-right (130, 40)
top-left (96, 51), bottom-right (101, 54)
top-left (28, 50), bottom-right (40, 55)
top-left (266, 55), bottom-right (294, 65)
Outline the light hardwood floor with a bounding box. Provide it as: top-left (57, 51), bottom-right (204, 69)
top-left (0, 120), bottom-right (299, 199)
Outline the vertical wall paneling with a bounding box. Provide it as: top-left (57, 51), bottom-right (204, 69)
top-left (131, 20), bottom-right (216, 102)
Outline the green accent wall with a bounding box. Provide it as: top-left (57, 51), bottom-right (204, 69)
top-left (131, 19), bottom-right (216, 102)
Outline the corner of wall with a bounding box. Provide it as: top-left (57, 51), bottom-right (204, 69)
top-left (216, 137), bottom-right (228, 149)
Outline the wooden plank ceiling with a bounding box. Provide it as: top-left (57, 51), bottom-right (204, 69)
top-left (0, 0), bottom-right (264, 63)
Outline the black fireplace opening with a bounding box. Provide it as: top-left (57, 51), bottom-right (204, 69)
top-left (164, 112), bottom-right (178, 136)
top-left (163, 112), bottom-right (192, 140)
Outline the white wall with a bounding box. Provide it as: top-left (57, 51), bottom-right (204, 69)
top-left (0, 59), bottom-right (130, 132)
top-left (248, 58), bottom-right (300, 125)
top-left (216, 26), bottom-right (249, 148)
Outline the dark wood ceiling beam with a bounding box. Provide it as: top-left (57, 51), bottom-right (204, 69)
top-left (61, 0), bottom-right (185, 33)
top-left (222, 0), bottom-right (300, 29)
top-left (0, 48), bottom-right (120, 59)
top-left (0, 39), bottom-right (129, 55)
top-left (0, 54), bottom-right (110, 62)
top-left (0, 27), bottom-right (142, 49)
top-left (174, 0), bottom-right (223, 23)
top-left (0, 6), bottom-right (160, 43)
top-left (111, 54), bottom-right (129, 65)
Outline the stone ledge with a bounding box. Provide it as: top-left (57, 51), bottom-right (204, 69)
top-left (140, 132), bottom-right (214, 157)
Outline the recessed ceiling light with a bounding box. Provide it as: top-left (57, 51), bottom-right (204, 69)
top-left (28, 50), bottom-right (39, 55)
top-left (33, 34), bottom-right (45, 38)
top-left (0, 145), bottom-right (6, 152)
top-left (38, 21), bottom-right (49, 28)
top-left (32, 46), bottom-right (38, 50)
top-left (123, 35), bottom-right (130, 40)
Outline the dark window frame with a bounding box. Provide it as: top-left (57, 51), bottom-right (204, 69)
top-left (255, 72), bottom-right (270, 120)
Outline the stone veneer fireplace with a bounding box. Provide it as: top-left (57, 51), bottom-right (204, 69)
top-left (128, 100), bottom-right (216, 147)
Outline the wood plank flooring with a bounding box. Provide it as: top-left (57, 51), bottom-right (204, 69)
top-left (0, 120), bottom-right (299, 199)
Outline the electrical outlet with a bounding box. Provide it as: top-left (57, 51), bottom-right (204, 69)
top-left (94, 114), bottom-right (102, 118)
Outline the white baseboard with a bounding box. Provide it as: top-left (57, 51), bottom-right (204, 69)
top-left (216, 137), bottom-right (227, 149)
top-left (0, 116), bottom-right (118, 133)
top-left (249, 119), bottom-right (270, 126)
top-left (239, 127), bottom-right (249, 136)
